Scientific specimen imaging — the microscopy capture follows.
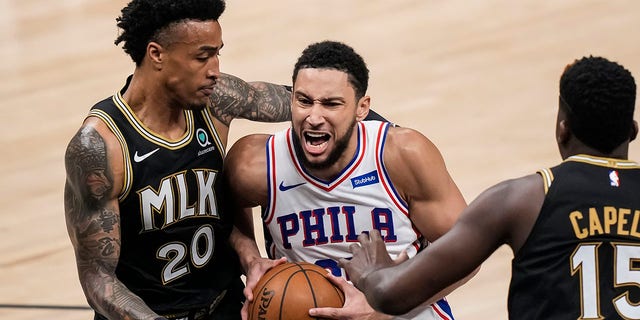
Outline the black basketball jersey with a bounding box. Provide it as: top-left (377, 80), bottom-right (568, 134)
top-left (509, 154), bottom-right (640, 319)
top-left (89, 79), bottom-right (242, 318)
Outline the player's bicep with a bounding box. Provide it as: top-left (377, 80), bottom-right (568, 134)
top-left (64, 126), bottom-right (121, 273)
top-left (390, 130), bottom-right (466, 240)
top-left (410, 190), bottom-right (507, 285)
top-left (454, 181), bottom-right (520, 255)
top-left (412, 175), bottom-right (467, 241)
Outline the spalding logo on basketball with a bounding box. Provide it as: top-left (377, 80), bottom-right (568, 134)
top-left (248, 262), bottom-right (345, 320)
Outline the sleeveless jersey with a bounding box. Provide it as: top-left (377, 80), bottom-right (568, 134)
top-left (88, 80), bottom-right (242, 319)
top-left (509, 154), bottom-right (640, 319)
top-left (263, 120), bottom-right (455, 320)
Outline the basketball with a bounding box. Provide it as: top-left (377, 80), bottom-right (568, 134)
top-left (247, 262), bottom-right (345, 320)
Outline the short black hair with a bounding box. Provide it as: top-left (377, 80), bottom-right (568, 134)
top-left (559, 56), bottom-right (636, 153)
top-left (292, 41), bottom-right (369, 100)
top-left (114, 0), bottom-right (226, 66)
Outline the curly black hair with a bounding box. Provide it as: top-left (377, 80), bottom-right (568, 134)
top-left (559, 56), bottom-right (636, 154)
top-left (114, 0), bottom-right (226, 66)
top-left (292, 41), bottom-right (369, 100)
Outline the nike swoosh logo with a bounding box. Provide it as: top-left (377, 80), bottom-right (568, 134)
top-left (278, 181), bottom-right (306, 191)
top-left (133, 148), bottom-right (160, 162)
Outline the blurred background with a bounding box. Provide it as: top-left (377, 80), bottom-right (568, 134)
top-left (1, 1), bottom-right (639, 319)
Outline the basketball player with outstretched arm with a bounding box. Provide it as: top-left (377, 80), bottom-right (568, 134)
top-left (341, 56), bottom-right (640, 319)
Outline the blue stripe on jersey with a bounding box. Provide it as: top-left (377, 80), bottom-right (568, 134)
top-left (435, 299), bottom-right (455, 319)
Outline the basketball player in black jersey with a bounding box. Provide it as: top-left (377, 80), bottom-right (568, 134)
top-left (340, 56), bottom-right (640, 319)
top-left (63, 1), bottom-right (387, 320)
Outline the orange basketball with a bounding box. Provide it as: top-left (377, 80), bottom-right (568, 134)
top-left (247, 261), bottom-right (345, 320)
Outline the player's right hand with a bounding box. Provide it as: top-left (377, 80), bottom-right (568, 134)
top-left (339, 230), bottom-right (400, 290)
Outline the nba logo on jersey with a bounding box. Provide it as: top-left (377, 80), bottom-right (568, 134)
top-left (609, 170), bottom-right (620, 187)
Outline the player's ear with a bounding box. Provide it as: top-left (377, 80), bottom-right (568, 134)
top-left (556, 119), bottom-right (570, 145)
top-left (147, 41), bottom-right (164, 70)
top-left (630, 120), bottom-right (638, 142)
top-left (356, 95), bottom-right (371, 121)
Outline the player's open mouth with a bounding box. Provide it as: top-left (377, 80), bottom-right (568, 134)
top-left (304, 132), bottom-right (329, 154)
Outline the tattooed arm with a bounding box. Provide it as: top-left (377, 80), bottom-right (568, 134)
top-left (209, 73), bottom-right (391, 127)
top-left (208, 73), bottom-right (292, 126)
top-left (64, 124), bottom-right (162, 320)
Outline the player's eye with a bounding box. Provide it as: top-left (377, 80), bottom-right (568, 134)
top-left (324, 101), bottom-right (343, 108)
top-left (297, 97), bottom-right (313, 107)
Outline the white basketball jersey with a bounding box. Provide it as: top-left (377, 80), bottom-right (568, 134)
top-left (263, 121), bottom-right (455, 320)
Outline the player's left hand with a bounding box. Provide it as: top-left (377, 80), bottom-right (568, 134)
top-left (241, 256), bottom-right (287, 320)
top-left (338, 230), bottom-right (407, 290)
top-left (308, 273), bottom-right (393, 320)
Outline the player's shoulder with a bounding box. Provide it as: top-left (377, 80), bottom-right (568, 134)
top-left (224, 134), bottom-right (271, 195)
top-left (386, 124), bottom-right (419, 137)
top-left (490, 173), bottom-right (543, 195)
top-left (225, 134), bottom-right (271, 167)
top-left (384, 125), bottom-right (441, 157)
top-left (229, 134), bottom-right (271, 152)
top-left (482, 173), bottom-right (545, 213)
top-left (66, 116), bottom-right (115, 151)
top-left (385, 123), bottom-right (432, 140)
top-left (71, 93), bottom-right (121, 146)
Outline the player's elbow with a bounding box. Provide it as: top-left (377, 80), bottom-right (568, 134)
top-left (75, 257), bottom-right (118, 305)
top-left (78, 272), bottom-right (104, 310)
top-left (368, 289), bottom-right (414, 315)
top-left (364, 276), bottom-right (415, 315)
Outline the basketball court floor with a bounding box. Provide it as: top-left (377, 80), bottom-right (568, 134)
top-left (1, 1), bottom-right (639, 319)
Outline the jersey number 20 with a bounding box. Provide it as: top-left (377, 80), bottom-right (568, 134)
top-left (157, 225), bottom-right (215, 284)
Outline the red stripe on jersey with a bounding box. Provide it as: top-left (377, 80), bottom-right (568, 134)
top-left (265, 136), bottom-right (278, 224)
top-left (374, 122), bottom-right (408, 216)
top-left (432, 302), bottom-right (454, 320)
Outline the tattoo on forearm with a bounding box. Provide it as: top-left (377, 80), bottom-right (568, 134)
top-left (209, 74), bottom-right (250, 125)
top-left (209, 73), bottom-right (292, 125)
top-left (248, 82), bottom-right (292, 122)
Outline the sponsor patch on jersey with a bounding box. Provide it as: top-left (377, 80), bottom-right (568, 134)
top-left (351, 170), bottom-right (379, 189)
top-left (196, 128), bottom-right (216, 156)
top-left (197, 145), bottom-right (216, 156)
top-left (196, 128), bottom-right (212, 147)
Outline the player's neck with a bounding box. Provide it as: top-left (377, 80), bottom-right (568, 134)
top-left (121, 73), bottom-right (188, 140)
top-left (563, 143), bottom-right (629, 161)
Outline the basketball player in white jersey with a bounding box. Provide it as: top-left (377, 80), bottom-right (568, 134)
top-left (225, 41), bottom-right (472, 319)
